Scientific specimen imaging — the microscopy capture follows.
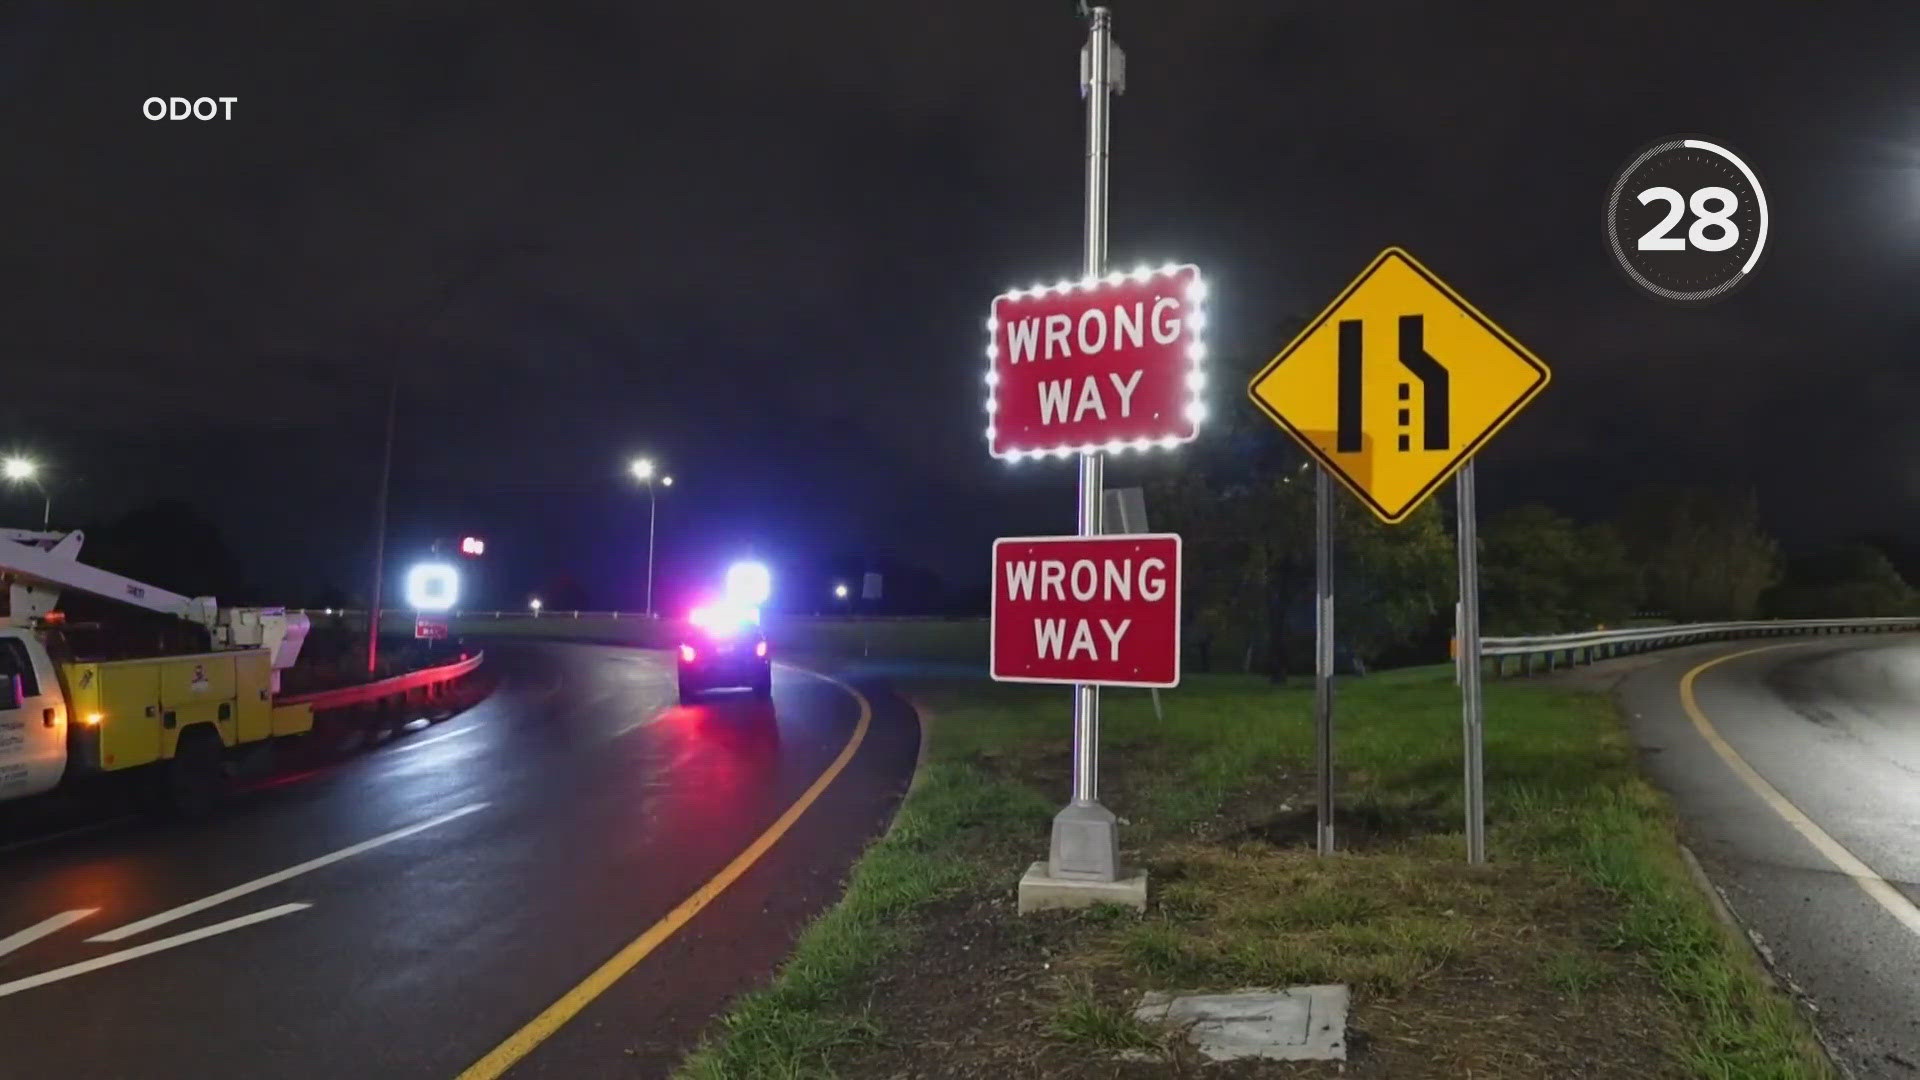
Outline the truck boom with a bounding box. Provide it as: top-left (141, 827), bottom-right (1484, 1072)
top-left (0, 529), bottom-right (307, 687)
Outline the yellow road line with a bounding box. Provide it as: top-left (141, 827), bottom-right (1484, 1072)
top-left (1680, 644), bottom-right (1920, 937)
top-left (455, 668), bottom-right (874, 1079)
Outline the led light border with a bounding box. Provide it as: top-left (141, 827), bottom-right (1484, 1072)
top-left (983, 262), bottom-right (1207, 463)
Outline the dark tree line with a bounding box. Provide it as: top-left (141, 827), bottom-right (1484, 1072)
top-left (1139, 333), bottom-right (1914, 673)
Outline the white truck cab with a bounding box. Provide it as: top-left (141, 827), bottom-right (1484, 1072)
top-left (0, 628), bottom-right (67, 801)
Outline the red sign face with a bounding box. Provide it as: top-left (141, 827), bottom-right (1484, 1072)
top-left (414, 616), bottom-right (449, 640)
top-left (991, 534), bottom-right (1181, 688)
top-left (986, 264), bottom-right (1207, 460)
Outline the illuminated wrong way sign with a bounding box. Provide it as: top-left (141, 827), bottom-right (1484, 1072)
top-left (1248, 248), bottom-right (1550, 523)
top-left (991, 534), bottom-right (1181, 688)
top-left (985, 265), bottom-right (1208, 460)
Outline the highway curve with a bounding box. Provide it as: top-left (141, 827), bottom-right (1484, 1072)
top-left (1616, 635), bottom-right (1920, 1076)
top-left (0, 641), bottom-right (921, 1079)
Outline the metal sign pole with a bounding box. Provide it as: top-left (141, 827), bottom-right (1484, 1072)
top-left (1457, 461), bottom-right (1487, 864)
top-left (1314, 467), bottom-right (1335, 855)
top-left (1453, 601), bottom-right (1463, 686)
top-left (1045, 4), bottom-right (1121, 883)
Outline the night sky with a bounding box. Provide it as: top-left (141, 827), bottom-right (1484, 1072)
top-left (5, 2), bottom-right (1919, 611)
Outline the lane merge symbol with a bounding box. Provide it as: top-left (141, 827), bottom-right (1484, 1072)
top-left (1248, 247), bottom-right (1550, 523)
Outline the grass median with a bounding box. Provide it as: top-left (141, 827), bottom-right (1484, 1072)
top-left (677, 666), bottom-right (1831, 1079)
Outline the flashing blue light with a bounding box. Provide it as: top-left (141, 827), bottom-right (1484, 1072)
top-left (724, 561), bottom-right (772, 606)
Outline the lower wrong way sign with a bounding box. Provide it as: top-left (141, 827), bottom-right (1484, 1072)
top-left (991, 534), bottom-right (1181, 688)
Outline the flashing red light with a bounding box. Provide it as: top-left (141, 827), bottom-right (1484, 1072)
top-left (679, 644), bottom-right (697, 663)
top-left (459, 536), bottom-right (486, 557)
top-left (690, 599), bottom-right (757, 636)
top-left (755, 640), bottom-right (767, 658)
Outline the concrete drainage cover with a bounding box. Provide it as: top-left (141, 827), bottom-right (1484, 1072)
top-left (1134, 985), bottom-right (1348, 1062)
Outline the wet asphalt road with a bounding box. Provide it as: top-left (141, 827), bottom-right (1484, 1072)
top-left (1616, 635), bottom-right (1920, 1077)
top-left (0, 641), bottom-right (920, 1079)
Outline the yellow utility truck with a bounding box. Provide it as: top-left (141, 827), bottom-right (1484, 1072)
top-left (0, 529), bottom-right (311, 815)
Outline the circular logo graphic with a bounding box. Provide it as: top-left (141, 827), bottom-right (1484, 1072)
top-left (1605, 136), bottom-right (1768, 304)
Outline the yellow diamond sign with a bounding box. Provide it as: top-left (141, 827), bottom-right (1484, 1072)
top-left (1247, 248), bottom-right (1550, 524)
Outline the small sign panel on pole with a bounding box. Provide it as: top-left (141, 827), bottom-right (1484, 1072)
top-left (1101, 486), bottom-right (1150, 536)
top-left (414, 615), bottom-right (449, 640)
top-left (861, 572), bottom-right (882, 601)
top-left (1101, 487), bottom-right (1164, 720)
top-left (991, 534), bottom-right (1181, 689)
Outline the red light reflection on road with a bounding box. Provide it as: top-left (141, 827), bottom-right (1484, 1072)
top-left (645, 697), bottom-right (783, 830)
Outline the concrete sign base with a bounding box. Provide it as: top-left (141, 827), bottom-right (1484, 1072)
top-left (1135, 985), bottom-right (1349, 1062)
top-left (1016, 862), bottom-right (1148, 914)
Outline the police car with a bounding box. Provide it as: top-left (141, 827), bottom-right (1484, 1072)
top-left (676, 561), bottom-right (774, 704)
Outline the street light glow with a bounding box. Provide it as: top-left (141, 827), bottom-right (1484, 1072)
top-left (404, 562), bottom-right (460, 612)
top-left (2, 457), bottom-right (37, 482)
top-left (529, 597), bottom-right (543, 611)
top-left (630, 458), bottom-right (655, 482)
top-left (661, 475), bottom-right (673, 487)
top-left (834, 583), bottom-right (848, 600)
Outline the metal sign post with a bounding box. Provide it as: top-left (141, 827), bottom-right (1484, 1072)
top-left (1454, 601), bottom-right (1464, 686)
top-left (1313, 467), bottom-right (1336, 855)
top-left (1456, 461), bottom-right (1486, 864)
top-left (1048, 4), bottom-right (1122, 886)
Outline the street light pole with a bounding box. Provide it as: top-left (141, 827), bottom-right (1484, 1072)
top-left (630, 459), bottom-right (673, 618)
top-left (367, 376), bottom-right (398, 676)
top-left (21, 480), bottom-right (49, 528)
top-left (645, 479), bottom-right (657, 618)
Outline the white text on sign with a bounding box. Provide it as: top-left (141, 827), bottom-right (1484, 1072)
top-left (985, 266), bottom-right (1206, 460)
top-left (1003, 554), bottom-right (1169, 663)
top-left (990, 534), bottom-right (1182, 688)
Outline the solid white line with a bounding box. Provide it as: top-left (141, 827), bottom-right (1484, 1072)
top-left (1683, 646), bottom-right (1920, 939)
top-left (0, 909), bottom-right (97, 958)
top-left (0, 903), bottom-right (309, 999)
top-left (392, 726), bottom-right (478, 753)
top-left (87, 802), bottom-right (489, 943)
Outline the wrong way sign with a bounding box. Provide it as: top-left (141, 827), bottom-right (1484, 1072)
top-left (985, 265), bottom-right (1207, 460)
top-left (991, 534), bottom-right (1181, 688)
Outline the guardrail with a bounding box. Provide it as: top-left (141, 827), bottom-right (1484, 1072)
top-left (294, 609), bottom-right (984, 623)
top-left (1482, 618), bottom-right (1920, 677)
top-left (280, 651), bottom-right (486, 711)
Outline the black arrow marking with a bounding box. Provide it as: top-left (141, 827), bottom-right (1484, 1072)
top-left (1398, 315), bottom-right (1449, 450)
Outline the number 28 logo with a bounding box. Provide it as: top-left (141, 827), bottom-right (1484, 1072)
top-left (1606, 137), bottom-right (1768, 305)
